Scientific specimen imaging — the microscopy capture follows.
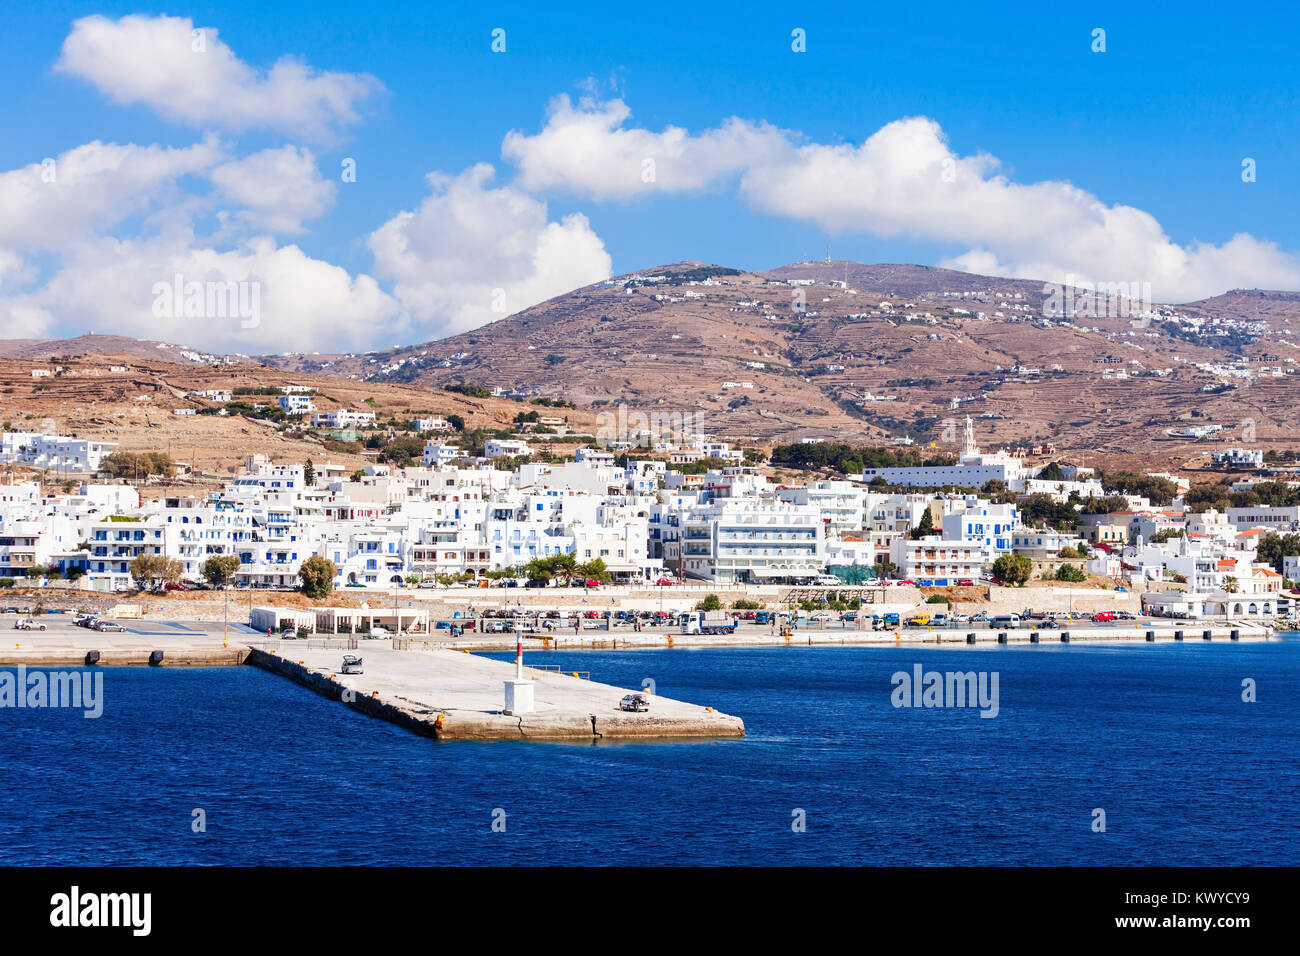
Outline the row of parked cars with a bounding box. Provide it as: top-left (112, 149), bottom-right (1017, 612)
top-left (74, 613), bottom-right (125, 632)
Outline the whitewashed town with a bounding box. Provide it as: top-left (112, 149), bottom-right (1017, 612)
top-left (0, 413), bottom-right (1295, 629)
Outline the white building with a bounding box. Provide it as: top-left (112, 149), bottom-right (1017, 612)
top-left (278, 394), bottom-right (317, 415)
top-left (484, 439), bottom-right (531, 460)
top-left (677, 498), bottom-right (825, 584)
top-left (1, 431), bottom-right (119, 473)
top-left (422, 442), bottom-right (461, 467)
top-left (412, 417), bottom-right (454, 433)
top-left (860, 418), bottom-right (1027, 489)
top-left (313, 410), bottom-right (376, 428)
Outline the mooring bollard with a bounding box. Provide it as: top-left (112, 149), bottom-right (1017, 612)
top-left (85, 650), bottom-right (101, 665)
top-left (1060, 631), bottom-right (1070, 643)
top-left (1145, 630), bottom-right (1155, 642)
top-left (997, 631), bottom-right (1007, 644)
top-left (1203, 630), bottom-right (1212, 640)
top-left (1029, 631), bottom-right (1039, 643)
top-left (1174, 629), bottom-right (1184, 640)
top-left (148, 649), bottom-right (164, 666)
top-left (966, 633), bottom-right (976, 644)
top-left (1230, 629), bottom-right (1240, 641)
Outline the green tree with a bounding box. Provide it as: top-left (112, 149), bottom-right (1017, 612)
top-left (547, 553), bottom-right (580, 586)
top-left (1054, 563), bottom-right (1087, 582)
top-left (695, 594), bottom-right (723, 611)
top-left (1256, 532), bottom-right (1300, 575)
top-left (992, 553), bottom-right (1033, 586)
top-left (201, 554), bottom-right (242, 588)
top-left (524, 557), bottom-right (554, 584)
top-left (303, 459), bottom-right (315, 486)
top-left (130, 554), bottom-right (182, 590)
top-left (909, 507), bottom-right (935, 540)
top-left (297, 556), bottom-right (338, 599)
top-left (576, 557), bottom-right (611, 584)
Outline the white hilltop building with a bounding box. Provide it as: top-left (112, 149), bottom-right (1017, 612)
top-left (860, 418), bottom-right (1027, 489)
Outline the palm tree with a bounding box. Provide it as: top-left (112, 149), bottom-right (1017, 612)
top-left (1223, 575), bottom-right (1239, 594)
top-left (548, 553), bottom-right (580, 586)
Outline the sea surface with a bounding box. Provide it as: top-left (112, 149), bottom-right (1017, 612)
top-left (2, 637), bottom-right (1296, 865)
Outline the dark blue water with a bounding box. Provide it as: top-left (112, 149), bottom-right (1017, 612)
top-left (2, 637), bottom-right (1296, 865)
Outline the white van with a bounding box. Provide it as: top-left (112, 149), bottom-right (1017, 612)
top-left (990, 614), bottom-right (1020, 629)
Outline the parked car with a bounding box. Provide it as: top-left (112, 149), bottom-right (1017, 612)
top-left (13, 619), bottom-right (45, 630)
top-left (950, 613), bottom-right (970, 625)
top-left (656, 578), bottom-right (674, 586)
top-left (956, 579), bottom-right (976, 587)
top-left (370, 625), bottom-right (391, 636)
top-left (92, 620), bottom-right (125, 632)
top-left (282, 628), bottom-right (300, 639)
top-left (1091, 611), bottom-right (1116, 622)
top-left (341, 655), bottom-right (363, 675)
top-left (619, 693), bottom-right (650, 712)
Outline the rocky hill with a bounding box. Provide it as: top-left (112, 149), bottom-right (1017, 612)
top-left (257, 260), bottom-right (1300, 462)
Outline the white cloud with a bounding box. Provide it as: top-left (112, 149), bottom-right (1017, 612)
top-left (0, 138), bottom-right (396, 351)
top-left (503, 95), bottom-right (786, 201)
top-left (502, 99), bottom-right (1300, 301)
top-left (57, 14), bottom-right (381, 141)
top-left (211, 146), bottom-right (337, 234)
top-left (369, 163), bottom-right (612, 335)
top-left (0, 234), bottom-right (402, 353)
top-left (0, 138), bottom-right (222, 251)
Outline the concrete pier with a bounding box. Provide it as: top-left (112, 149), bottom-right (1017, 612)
top-left (245, 645), bottom-right (745, 741)
top-left (0, 632), bottom-right (249, 667)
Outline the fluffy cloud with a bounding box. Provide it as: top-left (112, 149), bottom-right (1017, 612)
top-left (502, 98), bottom-right (1300, 301)
top-left (211, 146), bottom-right (337, 234)
top-left (56, 14), bottom-right (382, 140)
top-left (369, 163), bottom-right (612, 335)
top-left (740, 116), bottom-right (1300, 300)
top-left (0, 137), bottom-right (396, 351)
top-left (0, 139), bottom-right (222, 251)
top-left (503, 95), bottom-right (787, 201)
top-left (0, 234), bottom-right (402, 353)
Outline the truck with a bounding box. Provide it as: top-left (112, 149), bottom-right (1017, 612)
top-left (680, 611), bottom-right (737, 635)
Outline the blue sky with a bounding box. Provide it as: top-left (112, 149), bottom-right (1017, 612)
top-left (1, 1), bottom-right (1297, 352)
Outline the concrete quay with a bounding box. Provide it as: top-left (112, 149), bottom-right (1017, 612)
top-left (245, 644), bottom-right (745, 741)
top-left (243, 620), bottom-right (1273, 653)
top-left (0, 628), bottom-right (250, 667)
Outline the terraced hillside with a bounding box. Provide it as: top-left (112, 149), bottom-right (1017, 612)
top-left (260, 260), bottom-right (1300, 462)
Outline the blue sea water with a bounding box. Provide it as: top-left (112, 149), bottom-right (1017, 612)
top-left (1, 637), bottom-right (1296, 866)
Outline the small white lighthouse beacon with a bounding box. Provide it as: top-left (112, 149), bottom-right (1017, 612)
top-left (503, 624), bottom-right (535, 715)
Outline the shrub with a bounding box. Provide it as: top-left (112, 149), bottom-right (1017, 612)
top-left (1054, 563), bottom-right (1087, 582)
